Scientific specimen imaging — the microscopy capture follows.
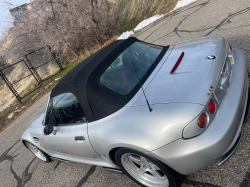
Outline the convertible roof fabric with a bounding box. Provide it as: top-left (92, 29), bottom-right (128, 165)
top-left (51, 37), bottom-right (168, 122)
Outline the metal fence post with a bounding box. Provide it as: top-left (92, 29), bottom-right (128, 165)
top-left (24, 55), bottom-right (43, 83)
top-left (0, 69), bottom-right (22, 103)
top-left (47, 45), bottom-right (63, 70)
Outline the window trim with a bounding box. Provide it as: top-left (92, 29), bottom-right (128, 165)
top-left (44, 92), bottom-right (87, 126)
top-left (43, 96), bottom-right (51, 126)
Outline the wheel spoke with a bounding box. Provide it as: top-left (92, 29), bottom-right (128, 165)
top-left (149, 162), bottom-right (166, 179)
top-left (29, 144), bottom-right (36, 149)
top-left (140, 156), bottom-right (147, 163)
top-left (150, 169), bottom-right (164, 179)
top-left (140, 156), bottom-right (149, 166)
top-left (150, 163), bottom-right (160, 171)
top-left (129, 155), bottom-right (141, 165)
top-left (138, 167), bottom-right (146, 175)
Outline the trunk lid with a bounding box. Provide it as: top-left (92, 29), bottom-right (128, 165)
top-left (133, 36), bottom-right (227, 106)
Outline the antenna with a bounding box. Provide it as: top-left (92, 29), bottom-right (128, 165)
top-left (131, 61), bottom-right (152, 112)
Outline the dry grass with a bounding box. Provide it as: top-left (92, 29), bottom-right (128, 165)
top-left (110, 0), bottom-right (179, 33)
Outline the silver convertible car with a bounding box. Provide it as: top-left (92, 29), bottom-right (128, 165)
top-left (21, 36), bottom-right (249, 187)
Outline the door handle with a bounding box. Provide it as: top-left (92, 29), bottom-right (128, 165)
top-left (75, 136), bottom-right (85, 143)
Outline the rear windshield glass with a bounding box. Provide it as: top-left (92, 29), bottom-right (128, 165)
top-left (100, 42), bottom-right (163, 95)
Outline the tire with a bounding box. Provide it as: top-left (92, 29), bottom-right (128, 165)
top-left (24, 141), bottom-right (52, 163)
top-left (115, 148), bottom-right (184, 187)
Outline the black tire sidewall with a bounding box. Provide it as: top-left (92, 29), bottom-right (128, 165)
top-left (115, 148), bottom-right (182, 187)
top-left (24, 141), bottom-right (51, 163)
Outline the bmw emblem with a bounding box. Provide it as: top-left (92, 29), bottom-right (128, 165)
top-left (206, 55), bottom-right (216, 60)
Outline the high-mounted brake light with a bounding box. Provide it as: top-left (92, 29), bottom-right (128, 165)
top-left (198, 113), bottom-right (206, 128)
top-left (170, 52), bottom-right (184, 74)
top-left (208, 99), bottom-right (216, 114)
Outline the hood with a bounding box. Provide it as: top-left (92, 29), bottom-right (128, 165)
top-left (134, 36), bottom-right (227, 106)
top-left (29, 106), bottom-right (46, 128)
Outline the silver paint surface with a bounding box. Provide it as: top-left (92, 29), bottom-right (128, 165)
top-left (134, 36), bottom-right (227, 106)
top-left (21, 37), bottom-right (248, 175)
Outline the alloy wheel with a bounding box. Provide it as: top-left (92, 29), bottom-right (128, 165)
top-left (26, 142), bottom-right (47, 161)
top-left (121, 153), bottom-right (169, 187)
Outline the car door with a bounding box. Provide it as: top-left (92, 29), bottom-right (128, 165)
top-left (42, 93), bottom-right (100, 159)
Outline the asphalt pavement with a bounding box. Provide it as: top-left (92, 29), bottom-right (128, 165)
top-left (1, 0), bottom-right (250, 186)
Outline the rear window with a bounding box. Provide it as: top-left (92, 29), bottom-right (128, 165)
top-left (100, 42), bottom-right (163, 95)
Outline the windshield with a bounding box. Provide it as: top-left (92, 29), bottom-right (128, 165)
top-left (44, 93), bottom-right (87, 126)
top-left (100, 42), bottom-right (163, 95)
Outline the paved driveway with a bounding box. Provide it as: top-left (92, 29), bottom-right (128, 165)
top-left (1, 0), bottom-right (250, 186)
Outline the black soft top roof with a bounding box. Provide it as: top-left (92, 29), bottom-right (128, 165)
top-left (51, 37), bottom-right (168, 122)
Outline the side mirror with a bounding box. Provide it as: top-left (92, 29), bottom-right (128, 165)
top-left (43, 125), bottom-right (58, 135)
top-left (43, 125), bottom-right (54, 135)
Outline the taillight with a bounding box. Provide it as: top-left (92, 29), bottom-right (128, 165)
top-left (198, 113), bottom-right (206, 128)
top-left (208, 99), bottom-right (216, 114)
top-left (229, 43), bottom-right (232, 51)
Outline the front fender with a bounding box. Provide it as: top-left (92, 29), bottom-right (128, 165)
top-left (21, 126), bottom-right (44, 147)
top-left (21, 128), bottom-right (34, 146)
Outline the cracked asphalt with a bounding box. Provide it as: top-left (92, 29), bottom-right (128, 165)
top-left (1, 0), bottom-right (250, 186)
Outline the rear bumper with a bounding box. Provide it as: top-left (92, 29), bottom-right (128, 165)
top-left (149, 49), bottom-right (249, 175)
top-left (244, 86), bottom-right (250, 123)
top-left (218, 132), bottom-right (243, 166)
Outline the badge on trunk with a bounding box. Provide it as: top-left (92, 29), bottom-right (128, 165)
top-left (206, 55), bottom-right (216, 60)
